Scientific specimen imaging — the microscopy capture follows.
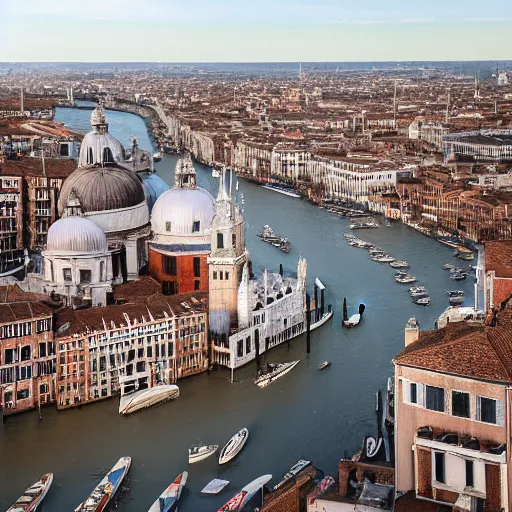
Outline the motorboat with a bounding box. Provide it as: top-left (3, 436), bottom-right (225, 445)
top-left (273, 460), bottom-right (311, 491)
top-left (373, 254), bottom-right (395, 263)
top-left (389, 260), bottom-right (409, 269)
top-left (119, 384), bottom-right (179, 415)
top-left (262, 182), bottom-right (301, 198)
top-left (218, 474), bottom-right (272, 512)
top-left (212, 168), bottom-right (221, 178)
top-left (219, 428), bottom-right (249, 464)
top-left (342, 304), bottom-right (365, 328)
top-left (395, 274), bottom-right (417, 284)
top-left (7, 473), bottom-right (53, 512)
top-left (201, 479), bottom-right (230, 495)
top-left (153, 151), bottom-right (162, 162)
top-left (442, 263), bottom-right (455, 270)
top-left (148, 472), bottom-right (188, 512)
top-left (318, 361), bottom-right (331, 371)
top-left (279, 239), bottom-right (291, 253)
top-left (409, 286), bottom-right (426, 294)
top-left (254, 360), bottom-right (300, 388)
top-left (414, 297), bottom-right (431, 306)
top-left (410, 290), bottom-right (428, 298)
top-left (75, 456), bottom-right (131, 512)
top-left (447, 290), bottom-right (464, 297)
top-left (449, 296), bottom-right (464, 306)
top-left (188, 445), bottom-right (218, 464)
top-left (451, 272), bottom-right (468, 281)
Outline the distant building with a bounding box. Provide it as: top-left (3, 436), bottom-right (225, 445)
top-left (443, 130), bottom-right (512, 162)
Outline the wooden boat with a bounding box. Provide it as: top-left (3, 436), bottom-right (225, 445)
top-left (75, 456), bottom-right (131, 511)
top-left (148, 471), bottom-right (188, 512)
top-left (273, 460), bottom-right (311, 491)
top-left (119, 384), bottom-right (179, 415)
top-left (318, 361), bottom-right (331, 371)
top-left (219, 428), bottom-right (249, 465)
top-left (254, 360), bottom-right (300, 388)
top-left (201, 479), bottom-right (230, 495)
top-left (218, 474), bottom-right (272, 512)
top-left (188, 445), bottom-right (218, 464)
top-left (7, 473), bottom-right (53, 512)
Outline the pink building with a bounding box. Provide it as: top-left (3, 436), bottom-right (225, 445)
top-left (394, 312), bottom-right (512, 511)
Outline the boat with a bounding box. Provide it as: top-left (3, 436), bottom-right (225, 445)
top-left (410, 290), bottom-right (428, 298)
top-left (350, 221), bottom-right (378, 230)
top-left (414, 297), bottom-right (431, 306)
top-left (318, 361), bottom-right (331, 371)
top-left (365, 436), bottom-right (383, 459)
top-left (279, 238), bottom-right (291, 253)
top-left (458, 249), bottom-right (474, 261)
top-left (409, 286), bottom-right (426, 294)
top-left (201, 479), bottom-right (230, 495)
top-left (308, 476), bottom-right (335, 504)
top-left (395, 275), bottom-right (417, 284)
top-left (389, 260), bottom-right (409, 269)
top-left (75, 456), bottom-right (131, 511)
top-left (148, 472), bottom-right (188, 512)
top-left (7, 473), bottom-right (53, 512)
top-left (217, 474), bottom-right (272, 512)
top-left (254, 360), bottom-right (300, 388)
top-left (119, 384), bottom-right (179, 415)
top-left (188, 445), bottom-right (218, 464)
top-left (153, 151), bottom-right (162, 162)
top-left (342, 304), bottom-right (365, 328)
top-left (273, 460), bottom-right (311, 491)
top-left (449, 296), bottom-right (464, 306)
top-left (447, 290), bottom-right (464, 297)
top-left (219, 428), bottom-right (249, 464)
top-left (442, 263), bottom-right (455, 270)
top-left (212, 168), bottom-right (221, 178)
top-left (373, 254), bottom-right (395, 263)
top-left (262, 182), bottom-right (301, 198)
top-left (451, 272), bottom-right (468, 281)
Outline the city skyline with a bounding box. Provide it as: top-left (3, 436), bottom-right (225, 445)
top-left (3, 0), bottom-right (512, 62)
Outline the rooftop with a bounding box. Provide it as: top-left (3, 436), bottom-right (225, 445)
top-left (485, 240), bottom-right (512, 278)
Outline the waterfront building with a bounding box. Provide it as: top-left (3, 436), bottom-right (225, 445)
top-left (54, 277), bottom-right (208, 409)
top-left (0, 285), bottom-right (56, 416)
top-left (394, 307), bottom-right (512, 510)
top-left (443, 130), bottom-right (512, 162)
top-left (149, 154), bottom-right (214, 294)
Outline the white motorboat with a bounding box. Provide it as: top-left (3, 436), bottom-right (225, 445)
top-left (410, 290), bottom-right (428, 298)
top-left (201, 479), bottom-right (230, 495)
top-left (119, 384), bottom-right (179, 415)
top-left (396, 275), bottom-right (417, 284)
top-left (273, 460), bottom-right (311, 491)
top-left (343, 313), bottom-right (361, 328)
top-left (447, 290), bottom-right (464, 297)
top-left (414, 297), bottom-right (431, 306)
top-left (153, 151), bottom-right (162, 162)
top-left (218, 474), bottom-right (272, 512)
top-left (8, 473), bottom-right (53, 512)
top-left (212, 168), bottom-right (221, 178)
top-left (409, 286), bottom-right (426, 294)
top-left (373, 254), bottom-right (394, 263)
top-left (148, 472), bottom-right (188, 512)
top-left (254, 360), bottom-right (300, 388)
top-left (188, 445), bottom-right (218, 464)
top-left (219, 428), bottom-right (249, 465)
top-left (389, 260), bottom-right (409, 269)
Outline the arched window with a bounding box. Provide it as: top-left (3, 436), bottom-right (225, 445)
top-left (87, 147), bottom-right (94, 165)
top-left (102, 147), bottom-right (114, 164)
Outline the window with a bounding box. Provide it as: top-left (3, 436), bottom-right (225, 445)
top-left (452, 391), bottom-right (470, 418)
top-left (194, 280), bottom-right (200, 291)
top-left (217, 232), bottom-right (224, 249)
top-left (20, 345), bottom-right (31, 361)
top-left (59, 143), bottom-right (70, 157)
top-left (225, 272), bottom-right (230, 280)
top-left (237, 339), bottom-right (243, 358)
top-left (79, 269), bottom-right (91, 284)
top-left (162, 281), bottom-right (178, 296)
top-left (426, 385), bottom-right (444, 412)
top-left (63, 268), bottom-right (72, 282)
top-left (19, 366), bottom-right (32, 380)
top-left (193, 257), bottom-right (201, 277)
top-left (5, 348), bottom-right (14, 364)
top-left (410, 383), bottom-right (418, 404)
top-left (39, 383), bottom-right (49, 394)
top-left (163, 256), bottom-right (177, 276)
top-left (477, 396), bottom-right (501, 424)
top-left (246, 337), bottom-right (251, 354)
top-left (100, 261), bottom-right (105, 282)
top-left (192, 221), bottom-right (200, 233)
top-left (165, 221), bottom-right (172, 232)
top-left (17, 389), bottom-right (30, 400)
top-left (213, 271), bottom-right (217, 280)
top-left (434, 452), bottom-right (445, 483)
top-left (39, 342), bottom-right (47, 358)
top-left (232, 233), bottom-right (237, 248)
top-left (465, 460), bottom-right (474, 488)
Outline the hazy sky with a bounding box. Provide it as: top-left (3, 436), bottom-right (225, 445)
top-left (3, 0), bottom-right (512, 62)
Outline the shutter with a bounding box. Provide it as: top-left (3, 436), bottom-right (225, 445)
top-left (476, 396), bottom-right (482, 421)
top-left (496, 399), bottom-right (505, 427)
top-left (403, 379), bottom-right (410, 405)
top-left (418, 383), bottom-right (425, 408)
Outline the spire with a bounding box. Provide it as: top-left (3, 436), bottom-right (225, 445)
top-left (91, 100), bottom-right (108, 134)
top-left (217, 166), bottom-right (229, 201)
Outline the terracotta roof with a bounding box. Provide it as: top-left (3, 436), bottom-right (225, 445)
top-left (55, 276), bottom-right (208, 337)
top-left (0, 301), bottom-right (52, 324)
top-left (394, 320), bottom-right (512, 383)
top-left (0, 157), bottom-right (77, 178)
top-left (395, 491), bottom-right (451, 512)
top-left (485, 241), bottom-right (512, 278)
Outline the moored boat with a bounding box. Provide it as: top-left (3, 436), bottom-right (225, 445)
top-left (447, 290), bottom-right (464, 297)
top-left (254, 360), bottom-right (300, 388)
top-left (273, 460), bottom-right (311, 491)
top-left (219, 428), bottom-right (249, 465)
top-left (217, 474), bottom-right (272, 512)
top-left (395, 274), bottom-right (417, 284)
top-left (75, 456), bottom-right (131, 512)
top-left (201, 479), bottom-right (230, 495)
top-left (119, 384), bottom-right (179, 415)
top-left (153, 151), bottom-right (162, 162)
top-left (449, 296), bottom-right (465, 306)
top-left (442, 263), bottom-right (455, 270)
top-left (318, 361), bottom-right (331, 371)
top-left (409, 285), bottom-right (426, 294)
top-left (372, 254), bottom-right (394, 263)
top-left (212, 168), bottom-right (221, 178)
top-left (414, 297), bottom-right (431, 306)
top-left (148, 471), bottom-right (188, 512)
top-left (7, 473), bottom-right (53, 512)
top-left (188, 445), bottom-right (218, 464)
top-left (389, 260), bottom-right (409, 269)
top-left (262, 182), bottom-right (301, 198)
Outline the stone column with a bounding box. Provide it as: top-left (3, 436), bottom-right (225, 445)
top-left (125, 238), bottom-right (139, 280)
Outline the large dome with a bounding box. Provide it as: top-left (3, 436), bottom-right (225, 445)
top-left (151, 187), bottom-right (215, 237)
top-left (78, 131), bottom-right (125, 167)
top-left (46, 216), bottom-right (108, 253)
top-left (58, 166), bottom-right (146, 215)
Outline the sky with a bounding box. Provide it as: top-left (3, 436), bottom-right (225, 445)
top-left (2, 0), bottom-right (512, 62)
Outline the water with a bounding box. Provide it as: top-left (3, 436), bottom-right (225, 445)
top-left (0, 106), bottom-right (475, 511)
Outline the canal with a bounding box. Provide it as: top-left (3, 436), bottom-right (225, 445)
top-left (0, 106), bottom-right (475, 511)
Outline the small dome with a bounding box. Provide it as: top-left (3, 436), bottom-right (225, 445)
top-left (58, 166), bottom-right (146, 215)
top-left (46, 216), bottom-right (108, 253)
top-left (78, 131), bottom-right (125, 167)
top-left (151, 187), bottom-right (215, 236)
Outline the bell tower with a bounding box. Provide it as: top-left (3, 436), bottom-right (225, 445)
top-left (208, 168), bottom-right (248, 341)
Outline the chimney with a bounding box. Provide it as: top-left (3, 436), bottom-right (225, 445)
top-left (405, 318), bottom-right (419, 347)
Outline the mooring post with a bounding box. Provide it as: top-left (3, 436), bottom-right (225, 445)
top-left (279, 263), bottom-right (283, 277)
top-left (314, 283), bottom-right (318, 323)
top-left (321, 289), bottom-right (325, 317)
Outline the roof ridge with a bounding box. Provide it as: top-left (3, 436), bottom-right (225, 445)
top-left (485, 327), bottom-right (512, 381)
